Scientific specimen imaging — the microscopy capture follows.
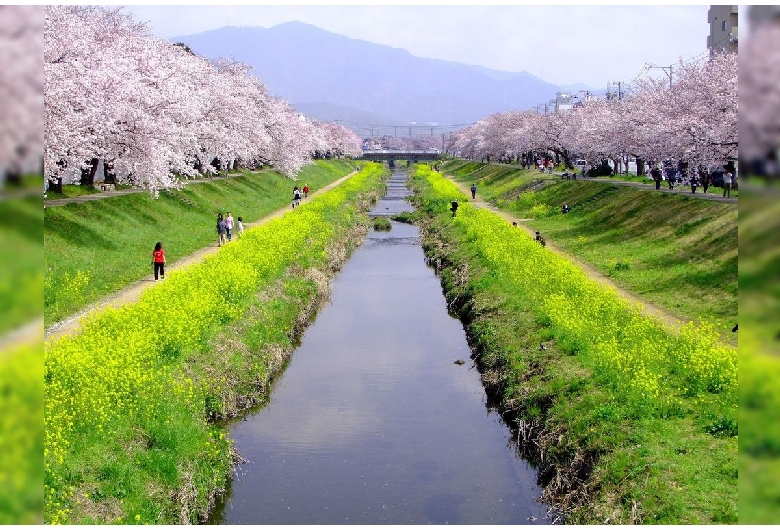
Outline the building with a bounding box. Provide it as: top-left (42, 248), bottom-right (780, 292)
top-left (554, 92), bottom-right (574, 113)
top-left (748, 5), bottom-right (780, 30)
top-left (707, 5), bottom-right (738, 54)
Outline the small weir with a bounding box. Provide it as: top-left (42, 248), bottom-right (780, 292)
top-left (208, 170), bottom-right (552, 525)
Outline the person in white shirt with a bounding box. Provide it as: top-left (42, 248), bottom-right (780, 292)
top-left (722, 171), bottom-right (733, 198)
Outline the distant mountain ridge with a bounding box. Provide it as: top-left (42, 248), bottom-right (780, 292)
top-left (173, 21), bottom-right (591, 133)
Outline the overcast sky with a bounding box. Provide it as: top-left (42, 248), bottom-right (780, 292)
top-left (117, 3), bottom-right (725, 89)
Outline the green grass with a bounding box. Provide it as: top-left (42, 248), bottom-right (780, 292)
top-left (44, 161), bottom-right (356, 325)
top-left (409, 164), bottom-right (736, 524)
top-left (0, 195), bottom-right (43, 335)
top-left (45, 184), bottom-right (103, 199)
top-left (442, 160), bottom-right (738, 341)
top-left (372, 217), bottom-right (392, 230)
top-left (737, 186), bottom-right (780, 524)
top-left (0, 342), bottom-right (44, 524)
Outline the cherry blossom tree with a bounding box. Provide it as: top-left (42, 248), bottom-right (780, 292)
top-left (740, 23), bottom-right (780, 166)
top-left (450, 50), bottom-right (737, 176)
top-left (44, 6), bottom-right (358, 192)
top-left (1, 6), bottom-right (43, 183)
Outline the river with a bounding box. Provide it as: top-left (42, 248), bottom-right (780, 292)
top-left (208, 169), bottom-right (552, 525)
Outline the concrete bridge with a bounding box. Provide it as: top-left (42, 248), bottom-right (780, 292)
top-left (358, 150), bottom-right (441, 163)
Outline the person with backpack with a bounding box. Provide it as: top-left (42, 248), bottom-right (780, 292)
top-left (651, 167), bottom-right (662, 190)
top-left (292, 186), bottom-right (302, 208)
top-left (216, 213), bottom-right (227, 246)
top-left (470, 183), bottom-right (477, 199)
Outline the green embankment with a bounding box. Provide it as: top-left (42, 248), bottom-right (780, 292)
top-left (0, 193), bottom-right (44, 524)
top-left (1, 196), bottom-right (43, 336)
top-left (443, 159), bottom-right (737, 340)
top-left (44, 160), bottom-right (357, 326)
top-left (407, 164), bottom-right (737, 524)
top-left (738, 187), bottom-right (780, 524)
top-left (44, 163), bottom-right (387, 524)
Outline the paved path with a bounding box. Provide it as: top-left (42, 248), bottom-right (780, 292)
top-left (0, 317), bottom-right (43, 353)
top-left (446, 176), bottom-right (685, 331)
top-left (44, 171), bottom-right (357, 341)
top-left (580, 175), bottom-right (738, 204)
top-left (44, 172), bottom-right (267, 207)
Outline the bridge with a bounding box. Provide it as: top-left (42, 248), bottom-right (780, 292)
top-left (358, 149), bottom-right (441, 163)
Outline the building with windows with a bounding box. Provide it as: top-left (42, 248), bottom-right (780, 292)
top-left (707, 5), bottom-right (738, 54)
top-left (554, 92), bottom-right (574, 113)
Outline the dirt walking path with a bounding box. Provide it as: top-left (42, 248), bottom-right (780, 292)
top-left (446, 177), bottom-right (684, 331)
top-left (44, 172), bottom-right (266, 207)
top-left (44, 171), bottom-right (358, 342)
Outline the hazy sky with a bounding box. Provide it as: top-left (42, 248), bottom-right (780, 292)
top-left (117, 3), bottom-right (720, 89)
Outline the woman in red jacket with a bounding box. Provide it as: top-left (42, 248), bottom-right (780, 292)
top-left (152, 241), bottom-right (166, 281)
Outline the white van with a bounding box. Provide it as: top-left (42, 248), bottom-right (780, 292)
top-left (575, 159), bottom-right (587, 172)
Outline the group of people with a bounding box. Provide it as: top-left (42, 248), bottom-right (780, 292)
top-left (535, 158), bottom-right (555, 174)
top-left (651, 167), bottom-right (735, 198)
top-left (152, 185), bottom-right (317, 283)
top-left (216, 211), bottom-right (244, 246)
top-left (292, 183), bottom-right (310, 208)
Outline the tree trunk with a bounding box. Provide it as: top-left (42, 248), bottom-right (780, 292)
top-left (5, 171), bottom-right (22, 186)
top-left (48, 177), bottom-right (63, 193)
top-left (637, 158), bottom-right (646, 176)
top-left (80, 158), bottom-right (100, 187)
top-left (103, 159), bottom-right (117, 184)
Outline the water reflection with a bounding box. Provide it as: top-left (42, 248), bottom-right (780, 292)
top-left (209, 171), bottom-right (552, 525)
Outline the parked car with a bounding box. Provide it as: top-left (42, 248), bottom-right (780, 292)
top-left (709, 170), bottom-right (725, 188)
top-left (575, 159), bottom-right (587, 173)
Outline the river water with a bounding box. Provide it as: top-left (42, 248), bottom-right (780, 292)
top-left (208, 170), bottom-right (552, 525)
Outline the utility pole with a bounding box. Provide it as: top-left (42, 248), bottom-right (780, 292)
top-left (647, 64), bottom-right (673, 89)
top-left (612, 81), bottom-right (623, 100)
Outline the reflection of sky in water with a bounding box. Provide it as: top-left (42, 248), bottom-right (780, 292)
top-left (215, 173), bottom-right (550, 525)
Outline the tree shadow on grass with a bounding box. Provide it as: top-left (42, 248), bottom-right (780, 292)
top-left (0, 199), bottom-right (43, 246)
top-left (45, 214), bottom-right (117, 250)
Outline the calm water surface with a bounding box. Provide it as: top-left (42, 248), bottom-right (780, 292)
top-left (208, 171), bottom-right (551, 525)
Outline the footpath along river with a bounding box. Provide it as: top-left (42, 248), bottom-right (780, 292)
top-left (208, 169), bottom-right (553, 525)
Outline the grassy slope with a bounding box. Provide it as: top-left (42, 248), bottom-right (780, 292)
top-left (444, 159), bottom-right (738, 340)
top-left (44, 161), bottom-right (355, 325)
top-left (738, 186), bottom-right (780, 523)
top-left (0, 196), bottom-right (43, 335)
top-left (408, 164), bottom-right (736, 524)
top-left (45, 163), bottom-right (387, 524)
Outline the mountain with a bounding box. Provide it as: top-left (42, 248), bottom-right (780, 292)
top-left (173, 22), bottom-right (589, 133)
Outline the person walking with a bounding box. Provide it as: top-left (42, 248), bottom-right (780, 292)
top-left (152, 241), bottom-right (166, 281)
top-left (225, 211), bottom-right (234, 241)
top-left (651, 167), bottom-right (662, 190)
top-left (548, 160), bottom-right (554, 174)
top-left (303, 183), bottom-right (310, 198)
top-left (690, 175), bottom-right (698, 194)
top-left (292, 186), bottom-right (302, 208)
top-left (700, 171), bottom-right (710, 193)
top-left (236, 216), bottom-right (244, 238)
top-left (470, 183), bottom-right (477, 199)
top-left (216, 213), bottom-right (227, 246)
top-left (723, 170), bottom-right (733, 198)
